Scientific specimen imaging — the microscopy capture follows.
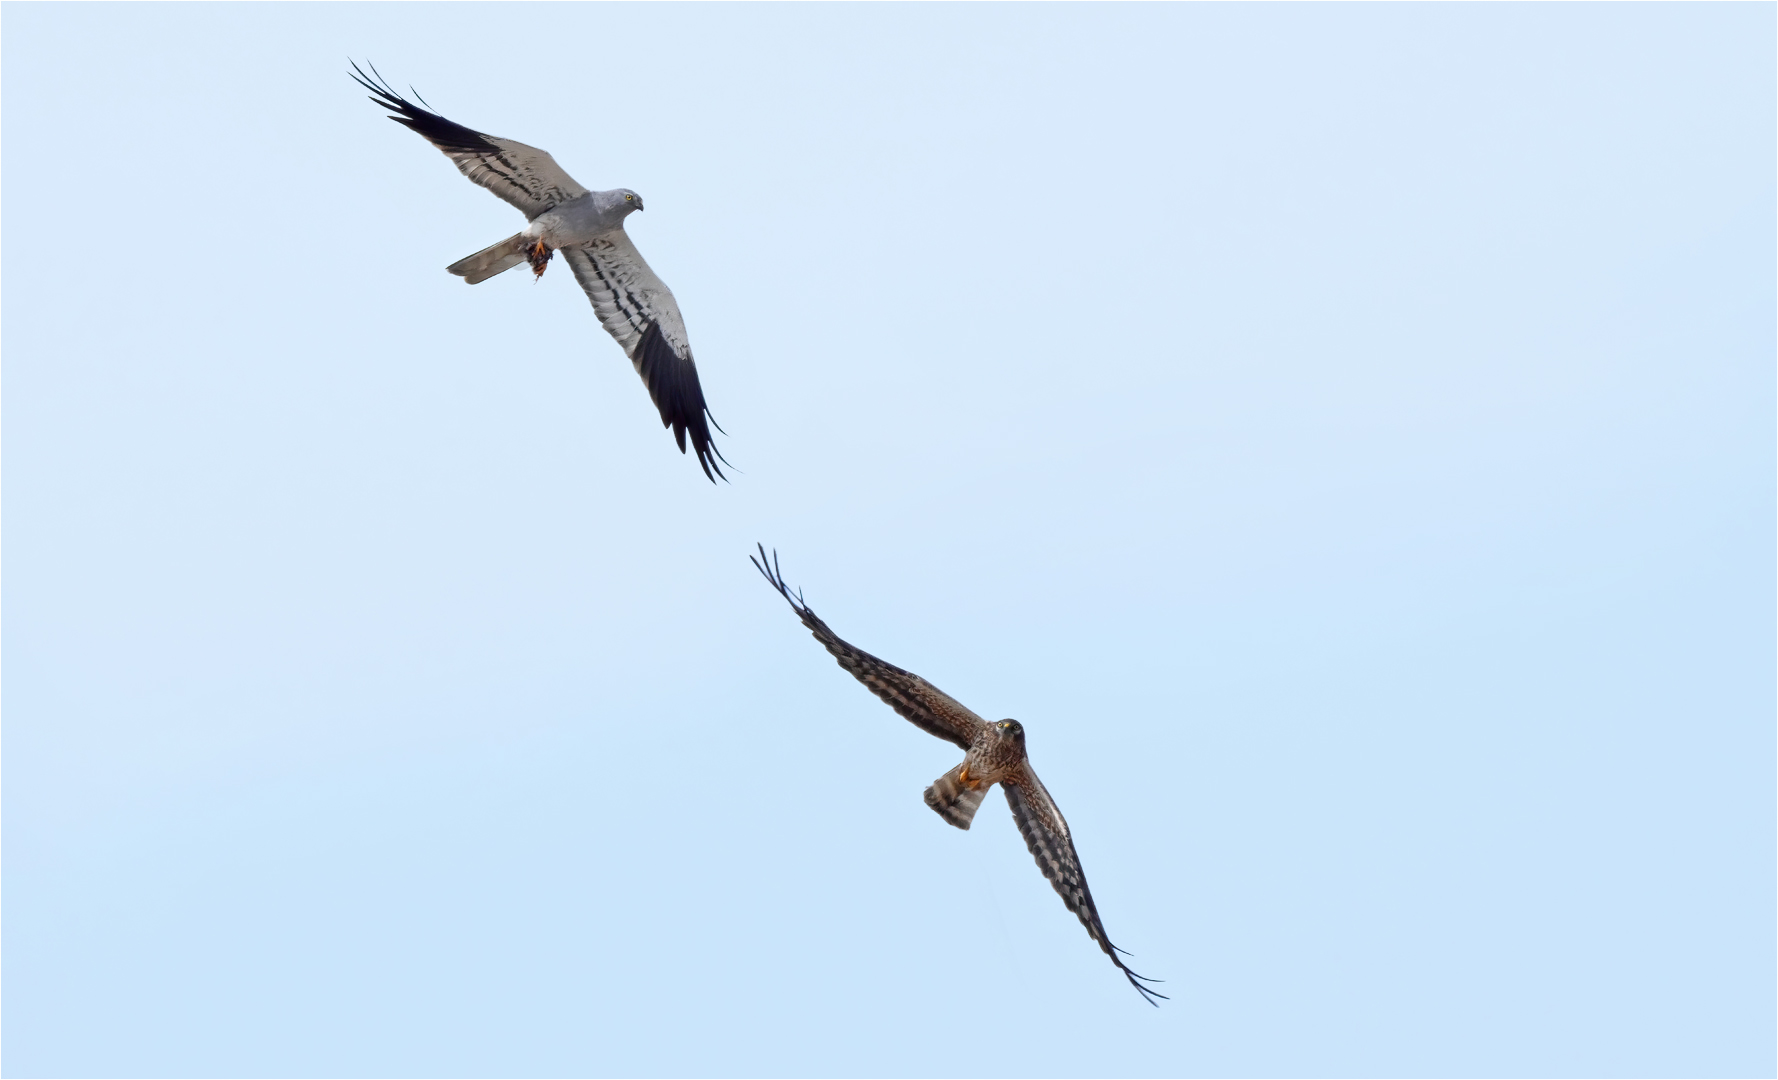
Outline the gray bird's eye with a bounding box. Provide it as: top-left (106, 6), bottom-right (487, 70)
top-left (625, 193), bottom-right (634, 201)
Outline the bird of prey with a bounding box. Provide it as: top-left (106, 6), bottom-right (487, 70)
top-left (751, 546), bottom-right (1166, 1006)
top-left (351, 63), bottom-right (727, 481)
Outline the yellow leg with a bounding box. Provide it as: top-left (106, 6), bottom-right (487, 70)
top-left (527, 240), bottom-right (553, 278)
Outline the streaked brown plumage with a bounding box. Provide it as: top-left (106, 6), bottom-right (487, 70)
top-left (752, 545), bottom-right (1165, 1006)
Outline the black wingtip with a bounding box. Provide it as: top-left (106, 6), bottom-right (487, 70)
top-left (699, 428), bottom-right (735, 483)
top-left (348, 58), bottom-right (497, 155)
top-left (691, 430), bottom-right (732, 484)
top-left (1126, 968), bottom-right (1169, 1007)
top-left (635, 322), bottom-right (729, 483)
top-left (751, 544), bottom-right (811, 615)
top-left (348, 58), bottom-right (400, 109)
top-left (1113, 957), bottom-right (1168, 1007)
top-left (1100, 936), bottom-right (1167, 1005)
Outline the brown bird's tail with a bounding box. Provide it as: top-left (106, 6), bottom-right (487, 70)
top-left (925, 763), bottom-right (988, 830)
top-left (446, 233), bottom-right (529, 284)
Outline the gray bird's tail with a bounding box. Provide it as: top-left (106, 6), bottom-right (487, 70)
top-left (447, 233), bottom-right (529, 284)
top-left (925, 763), bottom-right (989, 830)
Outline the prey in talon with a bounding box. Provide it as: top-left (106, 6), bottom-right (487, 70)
top-left (526, 239), bottom-right (553, 278)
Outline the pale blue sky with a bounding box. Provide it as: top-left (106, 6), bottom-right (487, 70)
top-left (4, 4), bottom-right (1773, 1077)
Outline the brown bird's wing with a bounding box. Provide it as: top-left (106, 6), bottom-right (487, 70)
top-left (752, 546), bottom-right (989, 751)
top-left (1003, 762), bottom-right (1167, 1006)
top-left (353, 63), bottom-right (589, 220)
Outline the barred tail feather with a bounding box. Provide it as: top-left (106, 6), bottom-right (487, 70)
top-left (925, 763), bottom-right (988, 830)
top-left (447, 233), bottom-right (529, 284)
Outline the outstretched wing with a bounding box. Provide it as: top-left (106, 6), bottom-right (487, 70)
top-left (562, 239), bottom-right (726, 481)
top-left (1003, 763), bottom-right (1167, 1006)
top-left (352, 62), bottom-right (588, 220)
top-left (752, 546), bottom-right (989, 750)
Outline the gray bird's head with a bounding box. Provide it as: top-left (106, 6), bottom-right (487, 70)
top-left (996, 719), bottom-right (1025, 744)
top-left (617, 188), bottom-right (644, 213)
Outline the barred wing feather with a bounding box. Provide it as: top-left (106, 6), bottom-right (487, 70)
top-left (1004, 764), bottom-right (1167, 1006)
top-left (352, 63), bottom-right (588, 219)
top-left (562, 240), bottom-right (724, 481)
top-left (751, 546), bottom-right (989, 750)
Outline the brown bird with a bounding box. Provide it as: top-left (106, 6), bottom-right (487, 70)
top-left (752, 545), bottom-right (1165, 1006)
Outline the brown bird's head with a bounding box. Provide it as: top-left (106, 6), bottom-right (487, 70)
top-left (995, 719), bottom-right (1025, 745)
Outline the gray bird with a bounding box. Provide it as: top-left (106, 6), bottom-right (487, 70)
top-left (752, 545), bottom-right (1166, 1006)
top-left (352, 63), bottom-right (726, 480)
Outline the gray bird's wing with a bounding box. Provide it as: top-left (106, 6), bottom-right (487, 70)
top-left (751, 546), bottom-right (990, 751)
top-left (353, 63), bottom-right (588, 220)
top-left (561, 238), bottom-right (725, 481)
top-left (1003, 763), bottom-right (1167, 1006)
